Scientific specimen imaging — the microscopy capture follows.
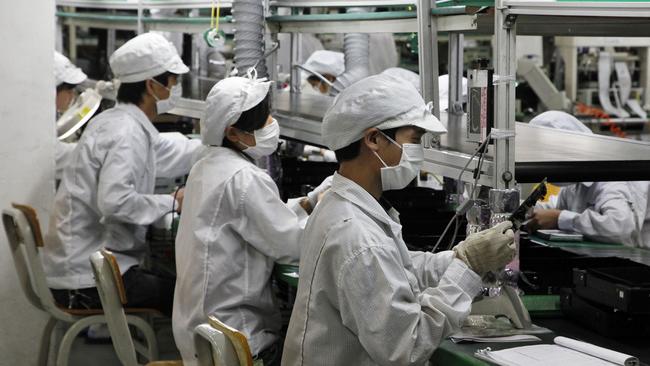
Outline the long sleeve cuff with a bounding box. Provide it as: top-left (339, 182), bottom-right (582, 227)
top-left (442, 258), bottom-right (483, 299)
top-left (558, 210), bottom-right (578, 232)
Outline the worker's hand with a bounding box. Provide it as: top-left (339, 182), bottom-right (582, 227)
top-left (173, 187), bottom-right (185, 213)
top-left (526, 209), bottom-right (561, 232)
top-left (453, 221), bottom-right (516, 277)
top-left (307, 175), bottom-right (333, 208)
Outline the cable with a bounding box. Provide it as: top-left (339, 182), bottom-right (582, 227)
top-left (431, 216), bottom-right (457, 253)
top-left (431, 133), bottom-right (492, 253)
top-left (448, 138), bottom-right (489, 250)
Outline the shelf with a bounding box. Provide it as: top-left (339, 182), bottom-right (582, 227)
top-left (56, 11), bottom-right (234, 33)
top-left (504, 1), bottom-right (650, 18)
top-left (56, 0), bottom-right (232, 9)
top-left (267, 11), bottom-right (478, 34)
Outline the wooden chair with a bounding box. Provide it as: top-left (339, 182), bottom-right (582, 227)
top-left (90, 249), bottom-right (182, 366)
top-left (193, 315), bottom-right (256, 366)
top-left (1, 204), bottom-right (158, 366)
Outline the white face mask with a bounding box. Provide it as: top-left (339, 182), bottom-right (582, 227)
top-left (373, 131), bottom-right (424, 191)
top-left (151, 79), bottom-right (182, 114)
top-left (240, 118), bottom-right (281, 160)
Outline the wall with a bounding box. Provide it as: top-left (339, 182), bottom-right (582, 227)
top-left (0, 1), bottom-right (56, 365)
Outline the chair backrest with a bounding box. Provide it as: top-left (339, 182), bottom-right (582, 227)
top-left (2, 204), bottom-right (69, 318)
top-left (90, 250), bottom-right (139, 366)
top-left (194, 323), bottom-right (231, 366)
top-left (207, 316), bottom-right (254, 366)
top-left (194, 322), bottom-right (250, 366)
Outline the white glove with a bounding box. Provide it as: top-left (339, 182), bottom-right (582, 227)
top-left (453, 221), bottom-right (516, 276)
top-left (307, 175), bottom-right (334, 208)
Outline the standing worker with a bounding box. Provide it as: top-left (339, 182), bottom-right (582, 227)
top-left (282, 74), bottom-right (516, 365)
top-left (42, 33), bottom-right (196, 316)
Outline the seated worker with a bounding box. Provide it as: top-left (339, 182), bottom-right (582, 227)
top-left (300, 50), bottom-right (344, 95)
top-left (172, 75), bottom-right (330, 366)
top-left (527, 111), bottom-right (644, 247)
top-left (42, 32), bottom-right (198, 316)
top-left (54, 51), bottom-right (87, 180)
top-left (282, 74), bottom-right (516, 366)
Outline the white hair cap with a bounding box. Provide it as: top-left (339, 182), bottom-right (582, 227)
top-left (530, 110), bottom-right (592, 134)
top-left (201, 76), bottom-right (273, 146)
top-left (322, 74), bottom-right (446, 151)
top-left (109, 32), bottom-right (189, 83)
top-left (302, 50), bottom-right (345, 78)
top-left (54, 51), bottom-right (87, 86)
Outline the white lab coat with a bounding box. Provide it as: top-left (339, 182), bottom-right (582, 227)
top-left (556, 182), bottom-right (642, 246)
top-left (172, 147), bottom-right (308, 365)
top-left (155, 132), bottom-right (202, 178)
top-left (282, 173), bottom-right (482, 366)
top-left (626, 181), bottom-right (650, 248)
top-left (55, 140), bottom-right (76, 180)
top-left (42, 103), bottom-right (197, 289)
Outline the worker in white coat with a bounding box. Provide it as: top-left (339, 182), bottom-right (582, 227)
top-left (527, 111), bottom-right (643, 247)
top-left (172, 75), bottom-right (330, 366)
top-left (282, 74), bottom-right (516, 366)
top-left (300, 50), bottom-right (345, 95)
top-left (54, 51), bottom-right (87, 180)
top-left (43, 32), bottom-right (198, 316)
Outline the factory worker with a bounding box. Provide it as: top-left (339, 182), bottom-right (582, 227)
top-left (172, 75), bottom-right (330, 366)
top-left (300, 50), bottom-right (344, 95)
top-left (527, 111), bottom-right (643, 247)
top-left (528, 110), bottom-right (592, 133)
top-left (282, 74), bottom-right (516, 366)
top-left (54, 51), bottom-right (87, 180)
top-left (43, 32), bottom-right (198, 316)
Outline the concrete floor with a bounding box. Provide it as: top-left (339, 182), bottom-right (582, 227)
top-left (62, 320), bottom-right (180, 366)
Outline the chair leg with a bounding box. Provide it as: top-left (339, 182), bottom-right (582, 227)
top-left (55, 315), bottom-right (106, 366)
top-left (39, 317), bottom-right (58, 366)
top-left (126, 315), bottom-right (159, 362)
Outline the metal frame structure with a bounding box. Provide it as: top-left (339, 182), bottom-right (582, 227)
top-left (437, 0), bottom-right (650, 188)
top-left (56, 0), bottom-right (650, 187)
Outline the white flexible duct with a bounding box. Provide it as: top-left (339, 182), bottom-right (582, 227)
top-left (332, 7), bottom-right (370, 93)
top-left (232, 0), bottom-right (267, 77)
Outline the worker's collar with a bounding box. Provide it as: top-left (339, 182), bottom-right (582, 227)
top-left (115, 103), bottom-right (160, 138)
top-left (330, 172), bottom-right (401, 228)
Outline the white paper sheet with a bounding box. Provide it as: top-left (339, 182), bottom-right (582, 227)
top-left (476, 344), bottom-right (619, 366)
top-left (450, 335), bottom-right (540, 343)
top-left (555, 337), bottom-right (639, 366)
top-left (474, 337), bottom-right (639, 366)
